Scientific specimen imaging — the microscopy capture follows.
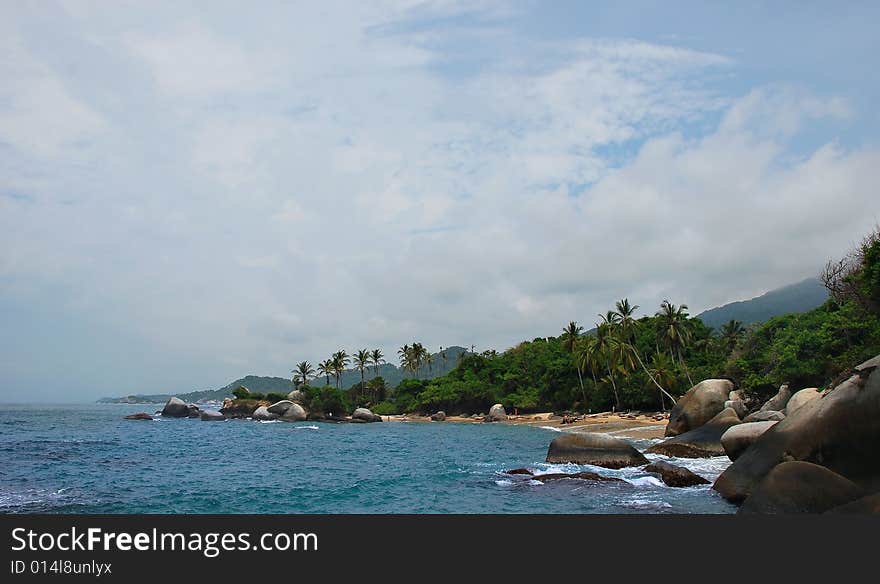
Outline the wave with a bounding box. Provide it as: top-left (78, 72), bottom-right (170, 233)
top-left (294, 425), bottom-right (319, 430)
top-left (537, 425), bottom-right (563, 432)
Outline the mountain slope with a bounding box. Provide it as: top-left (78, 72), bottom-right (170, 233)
top-left (695, 277), bottom-right (828, 329)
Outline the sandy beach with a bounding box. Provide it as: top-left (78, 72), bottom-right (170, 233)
top-left (382, 411), bottom-right (668, 439)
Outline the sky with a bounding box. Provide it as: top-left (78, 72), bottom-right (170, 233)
top-left (1, 1), bottom-right (879, 402)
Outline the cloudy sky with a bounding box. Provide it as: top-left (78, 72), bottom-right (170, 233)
top-left (1, 1), bottom-right (878, 402)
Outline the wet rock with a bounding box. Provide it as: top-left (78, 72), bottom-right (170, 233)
top-left (647, 408), bottom-right (742, 458)
top-left (124, 413), bottom-right (153, 421)
top-left (186, 405), bottom-right (200, 418)
top-left (505, 468), bottom-right (534, 475)
top-left (739, 461), bottom-right (864, 514)
top-left (546, 433), bottom-right (649, 468)
top-left (644, 461), bottom-right (710, 487)
top-left (529, 471), bottom-right (625, 483)
top-left (714, 355), bottom-right (880, 503)
top-left (252, 406), bottom-right (279, 421)
top-left (199, 410), bottom-right (226, 421)
top-left (664, 379), bottom-right (735, 437)
top-left (721, 421), bottom-right (778, 461)
top-left (161, 397), bottom-right (190, 418)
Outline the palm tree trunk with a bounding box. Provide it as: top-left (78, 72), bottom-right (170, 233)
top-left (575, 366), bottom-right (587, 411)
top-left (606, 365), bottom-right (620, 412)
top-left (677, 349), bottom-right (694, 387)
top-left (632, 347), bottom-right (677, 404)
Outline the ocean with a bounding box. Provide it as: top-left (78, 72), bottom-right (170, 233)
top-left (0, 404), bottom-right (737, 514)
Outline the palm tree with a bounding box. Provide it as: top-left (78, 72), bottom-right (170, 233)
top-left (292, 361), bottom-right (315, 389)
top-left (441, 346), bottom-right (448, 374)
top-left (648, 352), bottom-right (676, 411)
top-left (370, 349), bottom-right (384, 377)
top-left (595, 314), bottom-right (622, 411)
top-left (613, 299), bottom-right (677, 405)
top-left (719, 319), bottom-right (744, 353)
top-left (331, 350), bottom-right (349, 390)
top-left (353, 349), bottom-right (371, 397)
top-left (398, 344), bottom-right (411, 376)
top-left (656, 300), bottom-right (694, 386)
top-left (318, 359), bottom-right (333, 386)
top-left (561, 321), bottom-right (587, 408)
top-left (425, 352), bottom-right (434, 377)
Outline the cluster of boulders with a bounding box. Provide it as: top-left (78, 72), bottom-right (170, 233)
top-left (125, 389), bottom-right (384, 424)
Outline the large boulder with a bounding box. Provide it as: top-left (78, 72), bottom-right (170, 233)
top-left (431, 411), bottom-right (446, 421)
top-left (664, 379), bottom-right (734, 437)
top-left (644, 461), bottom-right (710, 487)
top-left (186, 404), bottom-right (201, 418)
top-left (352, 408), bottom-right (382, 423)
top-left (721, 421), bottom-right (778, 461)
top-left (161, 397), bottom-right (190, 418)
top-left (739, 462), bottom-right (864, 514)
top-left (724, 400), bottom-right (749, 420)
top-left (287, 389), bottom-right (306, 404)
top-left (220, 399), bottom-right (263, 418)
top-left (124, 413), bottom-right (153, 421)
top-left (484, 404), bottom-right (507, 422)
top-left (200, 410), bottom-right (226, 421)
top-left (267, 400), bottom-right (295, 415)
top-left (647, 407), bottom-right (741, 458)
top-left (826, 493), bottom-right (880, 514)
top-left (280, 402), bottom-right (308, 422)
top-left (742, 410), bottom-right (785, 423)
top-left (785, 388), bottom-right (820, 416)
top-left (759, 383), bottom-right (792, 412)
top-left (252, 406), bottom-right (279, 421)
top-left (545, 433), bottom-right (649, 469)
top-left (714, 355), bottom-right (880, 503)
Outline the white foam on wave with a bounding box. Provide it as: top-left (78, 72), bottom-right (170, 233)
top-left (626, 476), bottom-right (665, 488)
top-left (620, 498), bottom-right (673, 511)
top-left (537, 425), bottom-right (563, 432)
top-left (258, 419), bottom-right (279, 424)
top-left (294, 425), bottom-right (319, 430)
top-left (495, 479), bottom-right (514, 487)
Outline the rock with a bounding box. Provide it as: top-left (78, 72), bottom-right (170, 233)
top-left (664, 379), bottom-right (735, 437)
top-left (352, 407), bottom-right (382, 423)
top-left (724, 400), bottom-right (749, 420)
top-left (647, 407), bottom-right (741, 458)
top-left (161, 397), bottom-right (190, 418)
top-left (729, 390), bottom-right (745, 402)
top-left (186, 405), bottom-right (200, 418)
top-left (721, 421), bottom-right (778, 461)
top-left (529, 472), bottom-right (625, 483)
top-left (785, 388), bottom-right (820, 416)
top-left (825, 493), bottom-right (880, 514)
top-left (759, 383), bottom-right (792, 412)
top-left (505, 468), bottom-right (534, 475)
top-left (742, 410), bottom-right (786, 423)
top-left (124, 413), bottom-right (153, 420)
top-left (280, 402), bottom-right (308, 422)
top-left (739, 462), bottom-right (864, 514)
top-left (199, 410), bottom-right (226, 421)
top-left (546, 433), bottom-right (649, 469)
top-left (252, 406), bottom-right (279, 421)
top-left (644, 461), bottom-right (710, 487)
top-left (287, 389), bottom-right (306, 403)
top-left (267, 400), bottom-right (295, 415)
top-left (430, 411), bottom-right (446, 421)
top-left (220, 399), bottom-right (263, 418)
top-left (714, 355), bottom-right (880, 503)
top-left (484, 404), bottom-right (507, 422)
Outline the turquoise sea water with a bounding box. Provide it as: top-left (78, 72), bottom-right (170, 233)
top-left (0, 404), bottom-right (737, 514)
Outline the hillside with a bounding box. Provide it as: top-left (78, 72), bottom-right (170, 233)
top-left (97, 347), bottom-right (468, 403)
top-left (695, 278), bottom-right (828, 329)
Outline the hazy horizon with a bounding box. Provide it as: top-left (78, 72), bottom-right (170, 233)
top-left (2, 2), bottom-right (879, 402)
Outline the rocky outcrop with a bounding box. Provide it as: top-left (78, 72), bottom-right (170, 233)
top-left (281, 403), bottom-right (308, 422)
top-left (714, 355), bottom-right (880, 503)
top-left (252, 406), bottom-right (279, 421)
top-left (287, 389), bottom-right (306, 404)
top-left (759, 383), bottom-right (792, 412)
top-left (546, 433), bottom-right (649, 468)
top-left (721, 421), bottom-right (778, 461)
top-left (431, 411), bottom-right (446, 421)
top-left (742, 410), bottom-right (785, 423)
top-left (664, 379), bottom-right (734, 437)
top-left (529, 472), bottom-right (625, 484)
top-left (785, 388), bottom-right (820, 416)
top-left (505, 468), bottom-right (534, 475)
top-left (124, 413), bottom-right (153, 420)
top-left (200, 410), bottom-right (226, 421)
top-left (220, 399), bottom-right (264, 418)
top-left (739, 462), bottom-right (864, 514)
top-left (161, 397), bottom-right (190, 418)
top-left (647, 407), bottom-right (741, 458)
top-left (186, 405), bottom-right (200, 418)
top-left (644, 461), bottom-right (710, 487)
top-left (352, 408), bottom-right (382, 423)
top-left (484, 404), bottom-right (507, 422)
top-left (724, 399), bottom-right (749, 420)
top-left (826, 493), bottom-right (880, 514)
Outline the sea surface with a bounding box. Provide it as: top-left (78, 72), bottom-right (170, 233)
top-left (0, 404), bottom-right (737, 514)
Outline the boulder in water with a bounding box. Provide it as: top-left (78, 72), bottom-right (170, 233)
top-left (721, 421), bottom-right (778, 461)
top-left (546, 432), bottom-right (649, 468)
top-left (161, 397), bottom-right (190, 418)
top-left (505, 468), bottom-right (534, 475)
top-left (200, 410), bottom-right (226, 421)
top-left (124, 413), bottom-right (153, 421)
top-left (529, 471), bottom-right (625, 483)
top-left (186, 405), bottom-right (200, 418)
top-left (647, 407), bottom-right (741, 458)
top-left (739, 461), bottom-right (864, 514)
top-left (280, 402), bottom-right (308, 422)
top-left (644, 461), bottom-right (710, 487)
top-left (664, 379), bottom-right (734, 437)
top-left (252, 406), bottom-right (279, 421)
top-left (714, 355), bottom-right (880, 503)
top-left (352, 407), bottom-right (382, 423)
